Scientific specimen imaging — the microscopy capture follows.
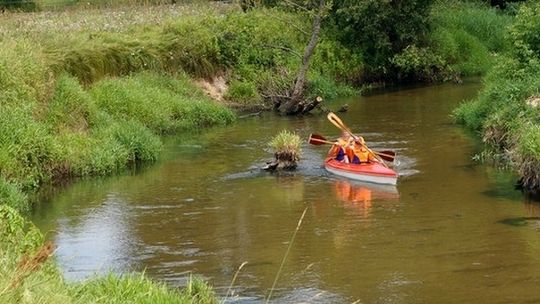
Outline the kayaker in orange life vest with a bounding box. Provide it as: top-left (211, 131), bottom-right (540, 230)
top-left (329, 132), bottom-right (377, 164)
top-left (328, 132), bottom-right (352, 163)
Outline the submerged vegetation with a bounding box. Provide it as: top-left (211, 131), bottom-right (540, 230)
top-left (454, 1), bottom-right (540, 191)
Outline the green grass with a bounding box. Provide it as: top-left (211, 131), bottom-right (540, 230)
top-left (269, 130), bottom-right (301, 156)
top-left (428, 1), bottom-right (512, 77)
top-left (0, 205), bottom-right (218, 304)
top-left (71, 274), bottom-right (217, 304)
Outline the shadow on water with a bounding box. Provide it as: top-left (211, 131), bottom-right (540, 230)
top-left (497, 217), bottom-right (540, 227)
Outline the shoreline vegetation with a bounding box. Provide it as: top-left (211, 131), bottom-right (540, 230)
top-left (0, 0), bottom-right (531, 303)
top-left (454, 1), bottom-right (540, 192)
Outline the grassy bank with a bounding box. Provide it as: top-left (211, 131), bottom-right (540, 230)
top-left (0, 205), bottom-right (218, 304)
top-left (454, 1), bottom-right (540, 190)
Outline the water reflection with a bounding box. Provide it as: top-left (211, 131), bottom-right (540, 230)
top-left (333, 180), bottom-right (400, 218)
top-left (54, 193), bottom-right (135, 281)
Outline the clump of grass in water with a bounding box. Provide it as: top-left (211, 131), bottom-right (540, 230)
top-left (268, 130), bottom-right (301, 170)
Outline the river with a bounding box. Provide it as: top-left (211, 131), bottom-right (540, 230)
top-left (32, 81), bottom-right (540, 303)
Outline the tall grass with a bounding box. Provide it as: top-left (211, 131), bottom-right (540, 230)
top-left (429, 1), bottom-right (513, 77)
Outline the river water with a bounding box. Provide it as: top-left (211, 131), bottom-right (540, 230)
top-left (32, 81), bottom-right (540, 303)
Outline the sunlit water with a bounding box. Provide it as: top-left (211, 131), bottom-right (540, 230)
top-left (32, 81), bottom-right (540, 303)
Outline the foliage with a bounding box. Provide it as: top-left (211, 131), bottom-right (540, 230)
top-left (306, 74), bottom-right (358, 101)
top-left (0, 105), bottom-right (60, 190)
top-left (391, 45), bottom-right (452, 82)
top-left (454, 1), bottom-right (540, 189)
top-left (330, 0), bottom-right (434, 80)
top-left (224, 80), bottom-right (262, 104)
top-left (0, 178), bottom-right (27, 213)
top-left (427, 1), bottom-right (512, 78)
top-left (269, 130), bottom-right (301, 155)
top-left (508, 1), bottom-right (540, 60)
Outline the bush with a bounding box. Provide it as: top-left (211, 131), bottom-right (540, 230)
top-left (107, 120), bottom-right (163, 163)
top-left (306, 74), bottom-right (358, 101)
top-left (454, 2), bottom-right (540, 189)
top-left (509, 1), bottom-right (540, 60)
top-left (331, 0), bottom-right (434, 80)
top-left (391, 45), bottom-right (453, 82)
top-left (45, 74), bottom-right (98, 132)
top-left (91, 73), bottom-right (235, 133)
top-left (0, 178), bottom-right (26, 212)
top-left (225, 80), bottom-right (262, 104)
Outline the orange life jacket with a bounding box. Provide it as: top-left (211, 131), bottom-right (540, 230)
top-left (352, 145), bottom-right (370, 163)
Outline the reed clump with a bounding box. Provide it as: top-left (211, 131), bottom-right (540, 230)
top-left (268, 130), bottom-right (301, 170)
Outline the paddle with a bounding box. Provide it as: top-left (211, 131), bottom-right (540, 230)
top-left (326, 113), bottom-right (391, 167)
top-left (309, 133), bottom-right (396, 162)
top-left (308, 133), bottom-right (335, 145)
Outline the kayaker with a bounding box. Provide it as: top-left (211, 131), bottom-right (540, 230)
top-left (349, 136), bottom-right (378, 164)
top-left (328, 135), bottom-right (350, 163)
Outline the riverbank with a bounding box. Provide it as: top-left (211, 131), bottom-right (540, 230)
top-left (454, 1), bottom-right (540, 192)
top-left (0, 205), bottom-right (219, 303)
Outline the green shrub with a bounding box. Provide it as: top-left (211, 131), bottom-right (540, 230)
top-left (306, 73), bottom-right (358, 101)
top-left (454, 1), bottom-right (540, 188)
top-left (225, 80), bottom-right (262, 104)
top-left (391, 45), bottom-right (453, 81)
top-left (331, 0), bottom-right (434, 80)
top-left (91, 73), bottom-right (235, 133)
top-left (0, 178), bottom-right (27, 212)
top-left (509, 1), bottom-right (540, 60)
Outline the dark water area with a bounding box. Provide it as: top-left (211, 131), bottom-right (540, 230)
top-left (32, 81), bottom-right (540, 303)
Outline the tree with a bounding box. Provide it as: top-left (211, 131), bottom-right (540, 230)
top-left (330, 0), bottom-right (433, 81)
top-left (278, 0), bottom-right (327, 115)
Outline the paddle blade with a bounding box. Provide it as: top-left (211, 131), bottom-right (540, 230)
top-left (375, 150), bottom-right (396, 162)
top-left (308, 133), bottom-right (329, 145)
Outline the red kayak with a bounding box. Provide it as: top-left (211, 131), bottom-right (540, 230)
top-left (325, 158), bottom-right (398, 185)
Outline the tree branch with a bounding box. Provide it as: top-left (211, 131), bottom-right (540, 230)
top-left (263, 44), bottom-right (303, 59)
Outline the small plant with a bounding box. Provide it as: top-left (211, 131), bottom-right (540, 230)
top-left (267, 130), bottom-right (301, 170)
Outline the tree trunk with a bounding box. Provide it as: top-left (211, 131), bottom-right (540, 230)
top-left (278, 0), bottom-right (325, 115)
